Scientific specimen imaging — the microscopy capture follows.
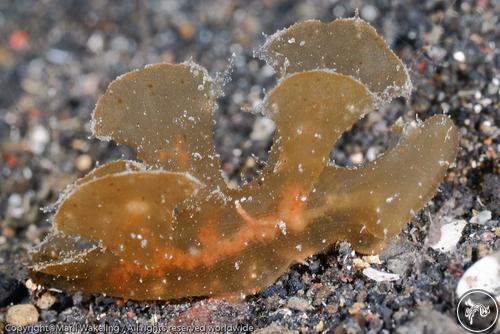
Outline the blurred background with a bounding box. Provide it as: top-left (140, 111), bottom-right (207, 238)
top-left (0, 0), bottom-right (498, 333)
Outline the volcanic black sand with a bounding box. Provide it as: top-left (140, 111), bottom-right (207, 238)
top-left (0, 1), bottom-right (498, 333)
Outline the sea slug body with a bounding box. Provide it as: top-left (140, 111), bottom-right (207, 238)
top-left (30, 18), bottom-right (458, 300)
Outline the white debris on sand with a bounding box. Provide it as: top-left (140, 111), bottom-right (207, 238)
top-left (28, 124), bottom-right (50, 155)
top-left (470, 210), bottom-right (492, 225)
top-left (430, 219), bottom-right (467, 253)
top-left (456, 251), bottom-right (500, 298)
top-left (363, 267), bottom-right (400, 282)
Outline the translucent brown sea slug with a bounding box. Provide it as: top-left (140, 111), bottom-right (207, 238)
top-left (29, 18), bottom-right (459, 300)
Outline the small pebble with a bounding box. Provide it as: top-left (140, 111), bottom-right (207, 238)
top-left (87, 33), bottom-right (104, 53)
top-left (36, 292), bottom-right (56, 310)
top-left (315, 320), bottom-right (324, 332)
top-left (254, 323), bottom-right (293, 334)
top-left (361, 5), bottom-right (378, 21)
top-left (349, 152), bottom-right (364, 164)
top-left (25, 224), bottom-right (41, 242)
top-left (286, 296), bottom-right (313, 312)
top-left (28, 124), bottom-right (49, 155)
top-left (250, 117), bottom-right (275, 141)
top-left (2, 227), bottom-right (15, 238)
top-left (6, 304), bottom-right (39, 326)
top-left (387, 258), bottom-right (411, 276)
top-left (348, 302), bottom-right (365, 315)
top-left (476, 243), bottom-right (490, 257)
top-left (453, 51), bottom-right (466, 62)
top-left (177, 22), bottom-right (196, 40)
top-left (75, 154), bottom-right (92, 172)
top-left (325, 303), bottom-right (338, 314)
top-left (25, 279), bottom-right (38, 292)
top-left (480, 232), bottom-right (495, 242)
top-left (470, 210), bottom-right (492, 224)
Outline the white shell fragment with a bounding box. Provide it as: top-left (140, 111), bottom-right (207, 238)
top-left (456, 251), bottom-right (500, 299)
top-left (363, 267), bottom-right (400, 282)
top-left (430, 219), bottom-right (467, 253)
top-left (470, 210), bottom-right (492, 225)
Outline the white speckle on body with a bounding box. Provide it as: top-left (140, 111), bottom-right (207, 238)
top-left (277, 220), bottom-right (287, 235)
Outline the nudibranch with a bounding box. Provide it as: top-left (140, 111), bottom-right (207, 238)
top-left (30, 18), bottom-right (459, 300)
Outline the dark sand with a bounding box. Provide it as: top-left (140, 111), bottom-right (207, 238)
top-left (0, 1), bottom-right (498, 333)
